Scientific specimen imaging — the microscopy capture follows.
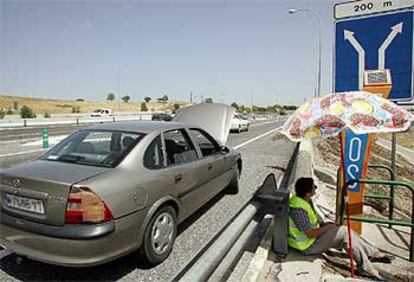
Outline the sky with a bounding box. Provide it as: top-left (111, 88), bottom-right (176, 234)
top-left (0, 0), bottom-right (343, 106)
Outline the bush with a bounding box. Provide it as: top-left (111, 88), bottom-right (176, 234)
top-left (6, 108), bottom-right (14, 115)
top-left (44, 111), bottom-right (51, 118)
top-left (141, 102), bottom-right (148, 112)
top-left (0, 108), bottom-right (5, 119)
top-left (76, 98), bottom-right (85, 102)
top-left (20, 105), bottom-right (37, 118)
top-left (71, 106), bottom-right (81, 113)
top-left (173, 103), bottom-right (180, 110)
top-left (56, 104), bottom-right (73, 108)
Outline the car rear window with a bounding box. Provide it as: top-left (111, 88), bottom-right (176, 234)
top-left (41, 130), bottom-right (144, 167)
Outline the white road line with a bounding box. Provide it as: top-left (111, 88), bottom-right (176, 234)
top-left (0, 148), bottom-right (47, 158)
top-left (233, 126), bottom-right (283, 150)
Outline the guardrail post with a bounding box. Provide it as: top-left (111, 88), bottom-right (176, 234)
top-left (23, 119), bottom-right (27, 127)
top-left (113, 116), bottom-right (116, 122)
top-left (411, 202), bottom-right (414, 262)
top-left (390, 133), bottom-right (397, 228)
top-left (76, 118), bottom-right (79, 125)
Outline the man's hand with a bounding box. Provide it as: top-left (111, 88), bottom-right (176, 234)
top-left (305, 223), bottom-right (336, 238)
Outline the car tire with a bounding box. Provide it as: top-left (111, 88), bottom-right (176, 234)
top-left (226, 165), bottom-right (240, 195)
top-left (245, 124), bottom-right (249, 132)
top-left (142, 206), bottom-right (177, 265)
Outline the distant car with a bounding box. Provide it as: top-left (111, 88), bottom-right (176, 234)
top-left (91, 109), bottom-right (112, 117)
top-left (230, 113), bottom-right (250, 133)
top-left (0, 103), bottom-right (241, 267)
top-left (151, 113), bottom-right (173, 121)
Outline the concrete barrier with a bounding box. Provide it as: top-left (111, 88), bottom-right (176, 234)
top-left (287, 140), bottom-right (315, 191)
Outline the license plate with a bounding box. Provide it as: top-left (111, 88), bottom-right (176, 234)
top-left (4, 194), bottom-right (45, 214)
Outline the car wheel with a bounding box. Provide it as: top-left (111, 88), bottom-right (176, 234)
top-left (142, 206), bottom-right (177, 265)
top-left (237, 126), bottom-right (241, 134)
top-left (245, 124), bottom-right (249, 132)
top-left (226, 165), bottom-right (240, 195)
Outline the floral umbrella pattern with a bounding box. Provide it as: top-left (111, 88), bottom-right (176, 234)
top-left (281, 91), bottom-right (414, 141)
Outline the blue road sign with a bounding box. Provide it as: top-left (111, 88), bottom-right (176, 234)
top-left (335, 10), bottom-right (413, 101)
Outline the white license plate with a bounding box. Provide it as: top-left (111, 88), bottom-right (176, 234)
top-left (4, 194), bottom-right (45, 214)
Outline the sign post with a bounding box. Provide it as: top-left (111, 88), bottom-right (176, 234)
top-left (334, 0), bottom-right (413, 233)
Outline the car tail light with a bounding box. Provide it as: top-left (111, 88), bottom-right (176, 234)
top-left (66, 186), bottom-right (113, 224)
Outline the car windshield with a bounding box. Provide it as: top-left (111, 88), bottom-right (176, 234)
top-left (94, 109), bottom-right (102, 112)
top-left (41, 130), bottom-right (144, 167)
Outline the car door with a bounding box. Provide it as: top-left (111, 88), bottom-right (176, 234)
top-left (162, 128), bottom-right (206, 219)
top-left (187, 128), bottom-right (232, 199)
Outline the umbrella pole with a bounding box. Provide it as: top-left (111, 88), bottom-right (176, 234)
top-left (345, 196), bottom-right (355, 277)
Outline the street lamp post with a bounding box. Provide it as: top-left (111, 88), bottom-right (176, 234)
top-left (288, 8), bottom-right (322, 98)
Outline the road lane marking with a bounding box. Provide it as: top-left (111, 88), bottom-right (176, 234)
top-left (233, 126), bottom-right (283, 150)
top-left (0, 148), bottom-right (47, 158)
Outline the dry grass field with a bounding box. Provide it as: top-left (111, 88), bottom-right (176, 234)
top-left (0, 95), bottom-right (187, 115)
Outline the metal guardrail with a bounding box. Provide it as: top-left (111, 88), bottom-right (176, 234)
top-left (171, 143), bottom-right (299, 281)
top-left (339, 178), bottom-right (414, 262)
top-left (337, 165), bottom-right (396, 228)
top-left (0, 113), bottom-right (157, 128)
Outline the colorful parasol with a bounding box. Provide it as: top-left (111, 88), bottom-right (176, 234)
top-left (281, 91), bottom-right (413, 141)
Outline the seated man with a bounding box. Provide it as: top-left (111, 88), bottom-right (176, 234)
top-left (288, 177), bottom-right (394, 281)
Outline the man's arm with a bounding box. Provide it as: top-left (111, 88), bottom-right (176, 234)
top-left (305, 223), bottom-right (336, 238)
top-left (290, 208), bottom-right (336, 239)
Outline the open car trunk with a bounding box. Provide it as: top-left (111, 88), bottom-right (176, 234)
top-left (173, 103), bottom-right (235, 145)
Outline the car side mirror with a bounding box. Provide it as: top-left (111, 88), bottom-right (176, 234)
top-left (220, 146), bottom-right (230, 154)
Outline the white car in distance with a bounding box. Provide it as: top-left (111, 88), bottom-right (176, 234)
top-left (230, 113), bottom-right (250, 133)
top-left (91, 109), bottom-right (112, 117)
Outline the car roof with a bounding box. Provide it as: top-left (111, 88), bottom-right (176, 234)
top-left (83, 121), bottom-right (188, 134)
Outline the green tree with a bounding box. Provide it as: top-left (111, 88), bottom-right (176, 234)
top-left (141, 102), bottom-right (148, 112)
top-left (6, 108), bottom-right (14, 115)
top-left (0, 108), bottom-right (5, 119)
top-left (162, 95), bottom-right (169, 102)
top-left (121, 95), bottom-right (131, 103)
top-left (44, 111), bottom-right (51, 118)
top-left (173, 103), bottom-right (181, 110)
top-left (205, 97), bottom-right (213, 103)
top-left (20, 105), bottom-right (36, 118)
top-left (231, 102), bottom-right (239, 110)
top-left (107, 93), bottom-right (115, 102)
top-left (252, 105), bottom-right (266, 113)
top-left (76, 98), bottom-right (85, 102)
top-left (144, 96), bottom-right (152, 103)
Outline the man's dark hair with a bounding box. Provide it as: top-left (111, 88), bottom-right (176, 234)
top-left (295, 177), bottom-right (314, 198)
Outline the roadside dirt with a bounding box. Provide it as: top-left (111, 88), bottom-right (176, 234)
top-left (379, 126), bottom-right (414, 150)
top-left (315, 136), bottom-right (413, 220)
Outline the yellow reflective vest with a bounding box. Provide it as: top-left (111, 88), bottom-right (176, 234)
top-left (288, 195), bottom-right (319, 251)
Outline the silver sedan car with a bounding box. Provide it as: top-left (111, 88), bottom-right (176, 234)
top-left (0, 104), bottom-right (241, 267)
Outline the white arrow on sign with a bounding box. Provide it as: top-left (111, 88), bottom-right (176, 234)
top-left (344, 30), bottom-right (365, 90)
top-left (378, 22), bottom-right (403, 70)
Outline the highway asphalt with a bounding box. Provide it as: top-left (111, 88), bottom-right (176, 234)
top-left (0, 118), bottom-right (295, 281)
